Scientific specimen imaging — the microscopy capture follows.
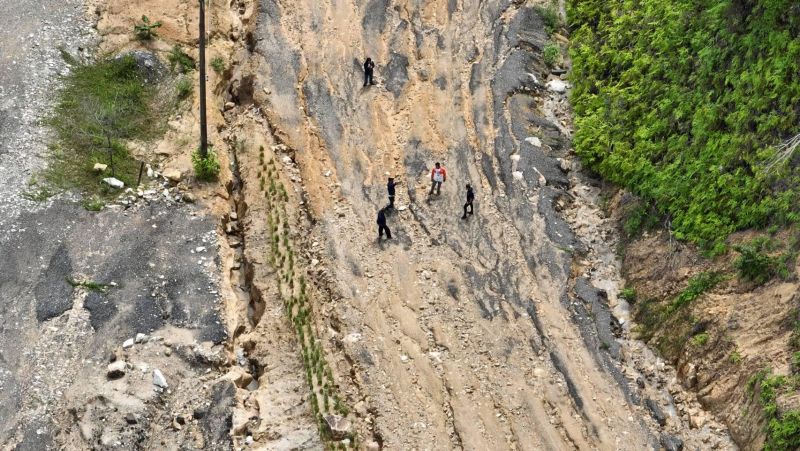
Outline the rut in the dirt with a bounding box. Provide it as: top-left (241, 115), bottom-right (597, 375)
top-left (215, 0), bottom-right (738, 449)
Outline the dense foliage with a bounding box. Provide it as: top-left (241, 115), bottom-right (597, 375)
top-left (568, 0), bottom-right (800, 251)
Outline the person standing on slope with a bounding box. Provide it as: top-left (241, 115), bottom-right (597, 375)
top-left (364, 57), bottom-right (376, 87)
top-left (377, 207), bottom-right (392, 240)
top-left (461, 183), bottom-right (475, 219)
top-left (387, 176), bottom-right (399, 209)
top-left (429, 162), bottom-right (447, 195)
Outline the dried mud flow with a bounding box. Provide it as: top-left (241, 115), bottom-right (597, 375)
top-left (213, 0), bottom-right (739, 450)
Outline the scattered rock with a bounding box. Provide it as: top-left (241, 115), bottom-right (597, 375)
top-left (122, 338), bottom-right (135, 350)
top-left (645, 398), bottom-right (667, 426)
top-left (93, 163), bottom-right (107, 172)
top-left (135, 333), bottom-right (148, 344)
top-left (323, 414), bottom-right (351, 440)
top-left (163, 168), bottom-right (182, 183)
top-left (546, 79), bottom-right (567, 93)
top-left (193, 408), bottom-right (207, 420)
top-left (525, 136), bottom-right (542, 147)
top-left (153, 369), bottom-right (168, 389)
top-left (660, 434), bottom-right (684, 451)
top-left (182, 192), bottom-right (196, 203)
top-left (124, 413), bottom-right (138, 425)
top-left (103, 177), bottom-right (124, 189)
top-left (224, 101), bottom-right (236, 111)
top-left (221, 367), bottom-right (253, 389)
top-left (366, 441), bottom-right (381, 451)
top-left (106, 361), bottom-right (126, 380)
top-left (175, 415), bottom-right (186, 425)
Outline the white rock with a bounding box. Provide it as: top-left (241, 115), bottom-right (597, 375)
top-left (525, 136), bottom-right (542, 147)
top-left (135, 333), bottom-right (148, 344)
top-left (512, 171), bottom-right (524, 180)
top-left (323, 170), bottom-right (332, 177)
top-left (153, 369), bottom-right (168, 388)
top-left (93, 163), bottom-right (108, 172)
top-left (546, 79), bottom-right (567, 93)
top-left (122, 338), bottom-right (135, 349)
top-left (195, 246), bottom-right (206, 253)
top-left (103, 177), bottom-right (124, 189)
top-left (106, 361), bottom-right (126, 379)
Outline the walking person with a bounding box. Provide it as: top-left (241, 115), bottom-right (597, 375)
top-left (387, 176), bottom-right (399, 209)
top-left (363, 57), bottom-right (376, 86)
top-left (429, 162), bottom-right (447, 195)
top-left (461, 183), bottom-right (475, 219)
top-left (377, 207), bottom-right (392, 240)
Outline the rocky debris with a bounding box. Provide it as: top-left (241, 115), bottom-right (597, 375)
top-left (135, 333), bottom-right (149, 344)
top-left (93, 163), bottom-right (108, 172)
top-left (660, 434), bottom-right (684, 451)
top-left (525, 136), bottom-right (542, 147)
top-left (224, 101), bottom-right (236, 111)
top-left (106, 361), bottom-right (126, 379)
top-left (323, 414), bottom-right (351, 440)
top-left (119, 50), bottom-right (167, 84)
top-left (124, 413), bottom-right (138, 425)
top-left (153, 369), bottom-right (168, 389)
top-left (366, 441), bottom-right (381, 451)
top-left (122, 338), bottom-right (135, 350)
top-left (103, 177), bottom-right (125, 189)
top-left (162, 168), bottom-right (182, 183)
top-left (546, 79), bottom-right (568, 93)
top-left (645, 398), bottom-right (667, 426)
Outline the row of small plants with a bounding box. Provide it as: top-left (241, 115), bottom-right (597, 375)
top-left (258, 147), bottom-right (356, 449)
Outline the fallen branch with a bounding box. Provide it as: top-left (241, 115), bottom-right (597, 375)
top-left (765, 132), bottom-right (800, 173)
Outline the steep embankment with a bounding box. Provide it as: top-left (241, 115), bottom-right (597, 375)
top-left (213, 0), bottom-right (739, 449)
top-left (568, 0), bottom-right (800, 449)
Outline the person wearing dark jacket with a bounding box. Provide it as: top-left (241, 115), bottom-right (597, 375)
top-left (462, 183), bottom-right (475, 219)
top-left (377, 207), bottom-right (392, 240)
top-left (364, 58), bottom-right (376, 86)
top-left (387, 176), bottom-right (399, 209)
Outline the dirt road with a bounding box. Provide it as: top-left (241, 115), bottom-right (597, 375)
top-left (215, 0), bottom-right (737, 449)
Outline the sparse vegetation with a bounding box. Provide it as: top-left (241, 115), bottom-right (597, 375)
top-left (619, 287), bottom-right (637, 303)
top-left (542, 42), bottom-right (561, 67)
top-left (176, 77), bottom-right (193, 100)
top-left (210, 56), bottom-right (226, 74)
top-left (133, 15), bottom-right (162, 41)
top-left (82, 197), bottom-right (105, 212)
top-left (729, 351), bottom-right (743, 364)
top-left (734, 239), bottom-right (782, 286)
top-left (260, 149), bottom-right (354, 448)
top-left (46, 55), bottom-right (160, 196)
top-left (66, 277), bottom-right (109, 293)
top-left (192, 147), bottom-right (221, 181)
top-left (168, 45), bottom-right (196, 74)
top-left (534, 3), bottom-right (560, 35)
top-left (665, 271), bottom-right (722, 316)
top-left (747, 369), bottom-right (800, 450)
top-left (691, 332), bottom-right (709, 346)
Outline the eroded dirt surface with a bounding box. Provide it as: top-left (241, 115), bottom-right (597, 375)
top-left (215, 0), bottom-right (737, 449)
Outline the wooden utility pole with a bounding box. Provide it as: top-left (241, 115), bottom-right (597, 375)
top-left (198, 0), bottom-right (208, 158)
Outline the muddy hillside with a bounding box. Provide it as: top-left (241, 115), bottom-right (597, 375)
top-left (215, 0), bottom-right (736, 449)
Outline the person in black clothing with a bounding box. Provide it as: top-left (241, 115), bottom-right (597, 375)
top-left (377, 207), bottom-right (392, 240)
top-left (462, 183), bottom-right (474, 219)
top-left (387, 176), bottom-right (399, 209)
top-left (364, 58), bottom-right (376, 86)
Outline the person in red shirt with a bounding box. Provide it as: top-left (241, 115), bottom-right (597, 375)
top-left (429, 162), bottom-right (447, 195)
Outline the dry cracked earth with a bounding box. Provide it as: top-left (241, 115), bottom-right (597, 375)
top-left (1, 0), bottom-right (742, 450)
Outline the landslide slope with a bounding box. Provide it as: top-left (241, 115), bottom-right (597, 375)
top-left (217, 0), bottom-right (736, 448)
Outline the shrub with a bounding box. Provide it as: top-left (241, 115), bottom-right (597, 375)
top-left (534, 4), bottom-right (559, 34)
top-left (210, 56), bottom-right (226, 74)
top-left (620, 287), bottom-right (637, 303)
top-left (192, 147), bottom-right (221, 181)
top-left (168, 45), bottom-right (196, 74)
top-left (82, 197), bottom-right (105, 211)
top-left (734, 241), bottom-right (780, 285)
top-left (134, 15), bottom-right (162, 41)
top-left (176, 77), bottom-right (193, 100)
top-left (729, 351), bottom-right (743, 364)
top-left (691, 332), bottom-right (709, 346)
top-left (543, 42), bottom-right (560, 67)
top-left (666, 271), bottom-right (722, 315)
